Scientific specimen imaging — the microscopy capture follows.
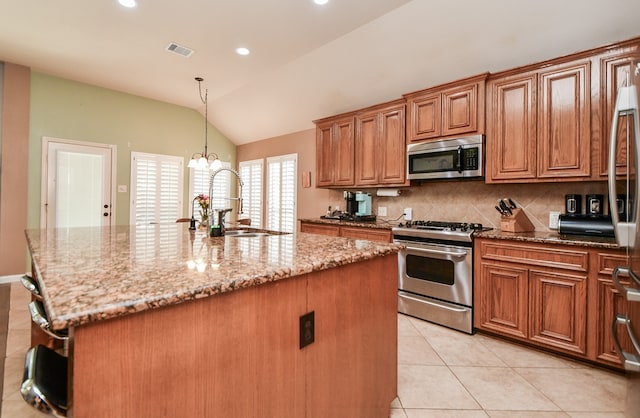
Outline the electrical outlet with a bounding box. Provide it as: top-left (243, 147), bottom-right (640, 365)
top-left (549, 211), bottom-right (560, 229)
top-left (299, 311), bottom-right (315, 349)
top-left (378, 206), bottom-right (387, 216)
top-left (404, 208), bottom-right (412, 221)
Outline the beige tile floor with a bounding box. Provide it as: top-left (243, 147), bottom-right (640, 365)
top-left (1, 282), bottom-right (630, 417)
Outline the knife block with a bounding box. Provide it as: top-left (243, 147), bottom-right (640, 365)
top-left (500, 208), bottom-right (535, 233)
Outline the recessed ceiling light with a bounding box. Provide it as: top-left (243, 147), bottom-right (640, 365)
top-left (236, 47), bottom-right (250, 56)
top-left (314, 0), bottom-right (329, 4)
top-left (118, 0), bottom-right (136, 8)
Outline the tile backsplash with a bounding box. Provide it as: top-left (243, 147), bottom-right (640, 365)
top-left (326, 181), bottom-right (610, 232)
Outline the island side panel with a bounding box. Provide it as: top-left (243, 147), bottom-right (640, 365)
top-left (71, 277), bottom-right (307, 418)
top-left (305, 254), bottom-right (398, 418)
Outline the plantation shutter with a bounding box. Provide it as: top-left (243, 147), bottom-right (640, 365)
top-left (238, 159), bottom-right (263, 228)
top-left (130, 152), bottom-right (183, 225)
top-left (266, 154), bottom-right (297, 233)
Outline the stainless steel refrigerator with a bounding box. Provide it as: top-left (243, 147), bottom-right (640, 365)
top-left (608, 50), bottom-right (640, 415)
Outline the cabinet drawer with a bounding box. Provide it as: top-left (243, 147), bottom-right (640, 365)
top-left (340, 227), bottom-right (391, 243)
top-left (596, 251), bottom-right (628, 276)
top-left (479, 241), bottom-right (588, 272)
top-left (300, 223), bottom-right (340, 236)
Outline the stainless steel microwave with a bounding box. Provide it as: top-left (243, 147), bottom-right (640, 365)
top-left (407, 135), bottom-right (484, 181)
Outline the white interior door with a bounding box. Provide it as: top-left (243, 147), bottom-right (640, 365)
top-left (42, 138), bottom-right (115, 229)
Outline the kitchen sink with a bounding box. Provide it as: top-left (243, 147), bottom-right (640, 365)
top-left (226, 232), bottom-right (270, 238)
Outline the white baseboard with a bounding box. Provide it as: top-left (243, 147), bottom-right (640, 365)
top-left (0, 274), bottom-right (24, 284)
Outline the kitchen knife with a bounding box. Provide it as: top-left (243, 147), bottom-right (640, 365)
top-left (507, 198), bottom-right (517, 209)
top-left (495, 205), bottom-right (506, 216)
top-left (499, 200), bottom-right (513, 216)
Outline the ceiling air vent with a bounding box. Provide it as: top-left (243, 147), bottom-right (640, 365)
top-left (165, 42), bottom-right (194, 58)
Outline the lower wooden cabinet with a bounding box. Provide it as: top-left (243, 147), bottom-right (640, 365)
top-left (300, 221), bottom-right (392, 243)
top-left (475, 238), bottom-right (628, 369)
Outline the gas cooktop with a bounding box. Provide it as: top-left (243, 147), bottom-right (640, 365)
top-left (392, 220), bottom-right (489, 242)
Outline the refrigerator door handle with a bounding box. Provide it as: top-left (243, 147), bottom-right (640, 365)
top-left (612, 314), bottom-right (640, 372)
top-left (612, 266), bottom-right (640, 302)
top-left (608, 84), bottom-right (640, 248)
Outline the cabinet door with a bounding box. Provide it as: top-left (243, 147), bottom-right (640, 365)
top-left (476, 263), bottom-right (528, 339)
top-left (442, 83), bottom-right (479, 137)
top-left (334, 117), bottom-right (356, 186)
top-left (593, 251), bottom-right (633, 366)
top-left (486, 73), bottom-right (537, 182)
top-left (599, 51), bottom-right (637, 177)
top-left (537, 61), bottom-right (591, 179)
top-left (407, 93), bottom-right (441, 142)
top-left (379, 104), bottom-right (406, 185)
top-left (315, 122), bottom-right (335, 187)
top-left (529, 269), bottom-right (587, 355)
top-left (355, 110), bottom-right (379, 185)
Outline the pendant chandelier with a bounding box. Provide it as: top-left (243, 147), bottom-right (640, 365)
top-left (188, 77), bottom-right (222, 171)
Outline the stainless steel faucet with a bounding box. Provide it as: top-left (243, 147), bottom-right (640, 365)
top-left (208, 167), bottom-right (244, 234)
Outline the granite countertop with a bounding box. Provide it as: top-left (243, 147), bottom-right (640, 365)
top-left (299, 217), bottom-right (398, 230)
top-left (474, 229), bottom-right (620, 249)
top-left (25, 225), bottom-right (402, 330)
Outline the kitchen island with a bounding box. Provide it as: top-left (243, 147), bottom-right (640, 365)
top-left (25, 224), bottom-right (401, 418)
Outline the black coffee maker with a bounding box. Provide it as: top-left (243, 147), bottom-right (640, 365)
top-left (344, 191), bottom-right (357, 216)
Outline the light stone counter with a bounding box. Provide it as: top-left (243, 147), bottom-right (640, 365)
top-left (25, 224), bottom-right (402, 331)
top-left (474, 228), bottom-right (619, 249)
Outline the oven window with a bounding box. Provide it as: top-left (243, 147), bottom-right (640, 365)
top-left (405, 254), bottom-right (454, 285)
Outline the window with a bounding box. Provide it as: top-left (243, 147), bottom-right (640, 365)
top-left (266, 154), bottom-right (297, 233)
top-left (238, 159), bottom-right (263, 228)
top-left (188, 161), bottom-right (231, 222)
top-left (130, 152), bottom-right (183, 225)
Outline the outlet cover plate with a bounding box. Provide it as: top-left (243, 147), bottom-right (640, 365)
top-left (299, 311), bottom-right (315, 349)
top-left (549, 211), bottom-right (560, 229)
top-left (404, 208), bottom-right (412, 221)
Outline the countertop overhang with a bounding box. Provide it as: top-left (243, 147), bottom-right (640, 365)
top-left (25, 224), bottom-right (402, 330)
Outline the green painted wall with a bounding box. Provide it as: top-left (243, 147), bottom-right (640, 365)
top-left (27, 72), bottom-right (236, 227)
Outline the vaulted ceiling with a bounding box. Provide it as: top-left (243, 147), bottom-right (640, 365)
top-left (1, 0), bottom-right (639, 144)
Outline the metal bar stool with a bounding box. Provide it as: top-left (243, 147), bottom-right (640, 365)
top-left (21, 344), bottom-right (68, 417)
top-left (28, 300), bottom-right (69, 350)
top-left (21, 274), bottom-right (43, 300)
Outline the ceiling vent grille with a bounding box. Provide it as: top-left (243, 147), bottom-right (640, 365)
top-left (165, 42), bottom-right (194, 58)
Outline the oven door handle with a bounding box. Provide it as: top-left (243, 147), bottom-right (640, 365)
top-left (400, 292), bottom-right (469, 313)
top-left (404, 246), bottom-right (468, 260)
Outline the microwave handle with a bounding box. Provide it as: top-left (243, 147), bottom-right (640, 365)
top-left (457, 146), bottom-right (463, 173)
top-left (608, 84), bottom-right (640, 248)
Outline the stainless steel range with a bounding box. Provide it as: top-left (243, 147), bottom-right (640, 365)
top-left (392, 220), bottom-right (487, 334)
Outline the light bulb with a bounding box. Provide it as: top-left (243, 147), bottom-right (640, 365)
top-left (210, 159), bottom-right (222, 171)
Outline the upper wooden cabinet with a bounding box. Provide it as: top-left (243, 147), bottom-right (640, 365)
top-left (404, 73), bottom-right (487, 143)
top-left (537, 61), bottom-right (591, 179)
top-left (355, 100), bottom-right (406, 186)
top-left (315, 100), bottom-right (406, 188)
top-left (315, 115), bottom-right (355, 187)
top-left (486, 60), bottom-right (591, 183)
top-left (596, 41), bottom-right (640, 177)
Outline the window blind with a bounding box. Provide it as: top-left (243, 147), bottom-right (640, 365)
top-left (130, 152), bottom-right (183, 225)
top-left (266, 154), bottom-right (297, 233)
top-left (238, 159), bottom-right (263, 228)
